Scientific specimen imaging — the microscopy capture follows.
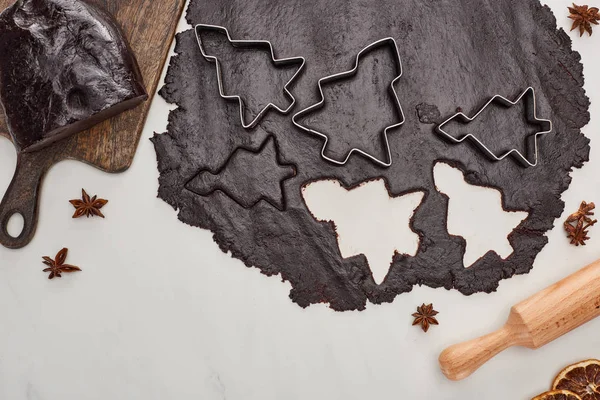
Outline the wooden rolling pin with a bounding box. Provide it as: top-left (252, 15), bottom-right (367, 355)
top-left (439, 257), bottom-right (600, 381)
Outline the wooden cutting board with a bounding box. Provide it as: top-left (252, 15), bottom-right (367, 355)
top-left (0, 0), bottom-right (186, 249)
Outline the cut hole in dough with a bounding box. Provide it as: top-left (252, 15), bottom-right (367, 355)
top-left (434, 162), bottom-right (528, 268)
top-left (302, 179), bottom-right (424, 284)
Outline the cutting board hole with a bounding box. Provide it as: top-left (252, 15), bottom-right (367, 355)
top-left (6, 212), bottom-right (24, 238)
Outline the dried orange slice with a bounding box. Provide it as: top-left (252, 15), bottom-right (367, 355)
top-left (553, 360), bottom-right (600, 400)
top-left (532, 390), bottom-right (582, 400)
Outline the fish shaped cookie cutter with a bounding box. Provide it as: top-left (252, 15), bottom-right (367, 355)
top-left (195, 24), bottom-right (306, 129)
top-left (435, 87), bottom-right (553, 167)
top-left (292, 37), bottom-right (405, 168)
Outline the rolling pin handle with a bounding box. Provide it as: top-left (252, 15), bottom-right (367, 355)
top-left (439, 325), bottom-right (521, 381)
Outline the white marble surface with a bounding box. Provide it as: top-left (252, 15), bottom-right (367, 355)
top-left (1, 1), bottom-right (599, 398)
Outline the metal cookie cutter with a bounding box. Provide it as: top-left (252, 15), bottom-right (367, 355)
top-left (292, 37), bottom-right (405, 168)
top-left (435, 87), bottom-right (553, 167)
top-left (195, 24), bottom-right (306, 129)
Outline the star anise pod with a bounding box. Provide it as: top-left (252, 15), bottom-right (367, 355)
top-left (69, 189), bottom-right (108, 218)
top-left (42, 248), bottom-right (81, 279)
top-left (565, 201), bottom-right (597, 226)
top-left (564, 201), bottom-right (597, 246)
top-left (565, 219), bottom-right (594, 246)
top-left (568, 3), bottom-right (599, 36)
top-left (412, 303), bottom-right (439, 333)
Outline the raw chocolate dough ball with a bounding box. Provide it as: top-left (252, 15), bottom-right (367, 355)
top-left (0, 0), bottom-right (148, 151)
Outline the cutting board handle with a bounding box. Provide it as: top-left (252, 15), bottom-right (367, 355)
top-left (0, 152), bottom-right (48, 249)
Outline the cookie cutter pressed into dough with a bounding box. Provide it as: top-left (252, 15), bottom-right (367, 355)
top-left (291, 37), bottom-right (405, 168)
top-left (184, 136), bottom-right (296, 211)
top-left (195, 24), bottom-right (306, 129)
top-left (435, 87), bottom-right (553, 167)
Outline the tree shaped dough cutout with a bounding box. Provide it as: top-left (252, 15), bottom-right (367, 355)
top-left (292, 38), bottom-right (404, 167)
top-left (186, 137), bottom-right (296, 211)
top-left (195, 24), bottom-right (305, 129)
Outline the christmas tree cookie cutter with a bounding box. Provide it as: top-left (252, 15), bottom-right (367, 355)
top-left (291, 37), bottom-right (405, 168)
top-left (184, 136), bottom-right (296, 211)
top-left (194, 24), bottom-right (306, 129)
top-left (435, 87), bottom-right (553, 167)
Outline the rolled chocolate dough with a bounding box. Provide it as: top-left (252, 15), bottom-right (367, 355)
top-left (152, 0), bottom-right (590, 311)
